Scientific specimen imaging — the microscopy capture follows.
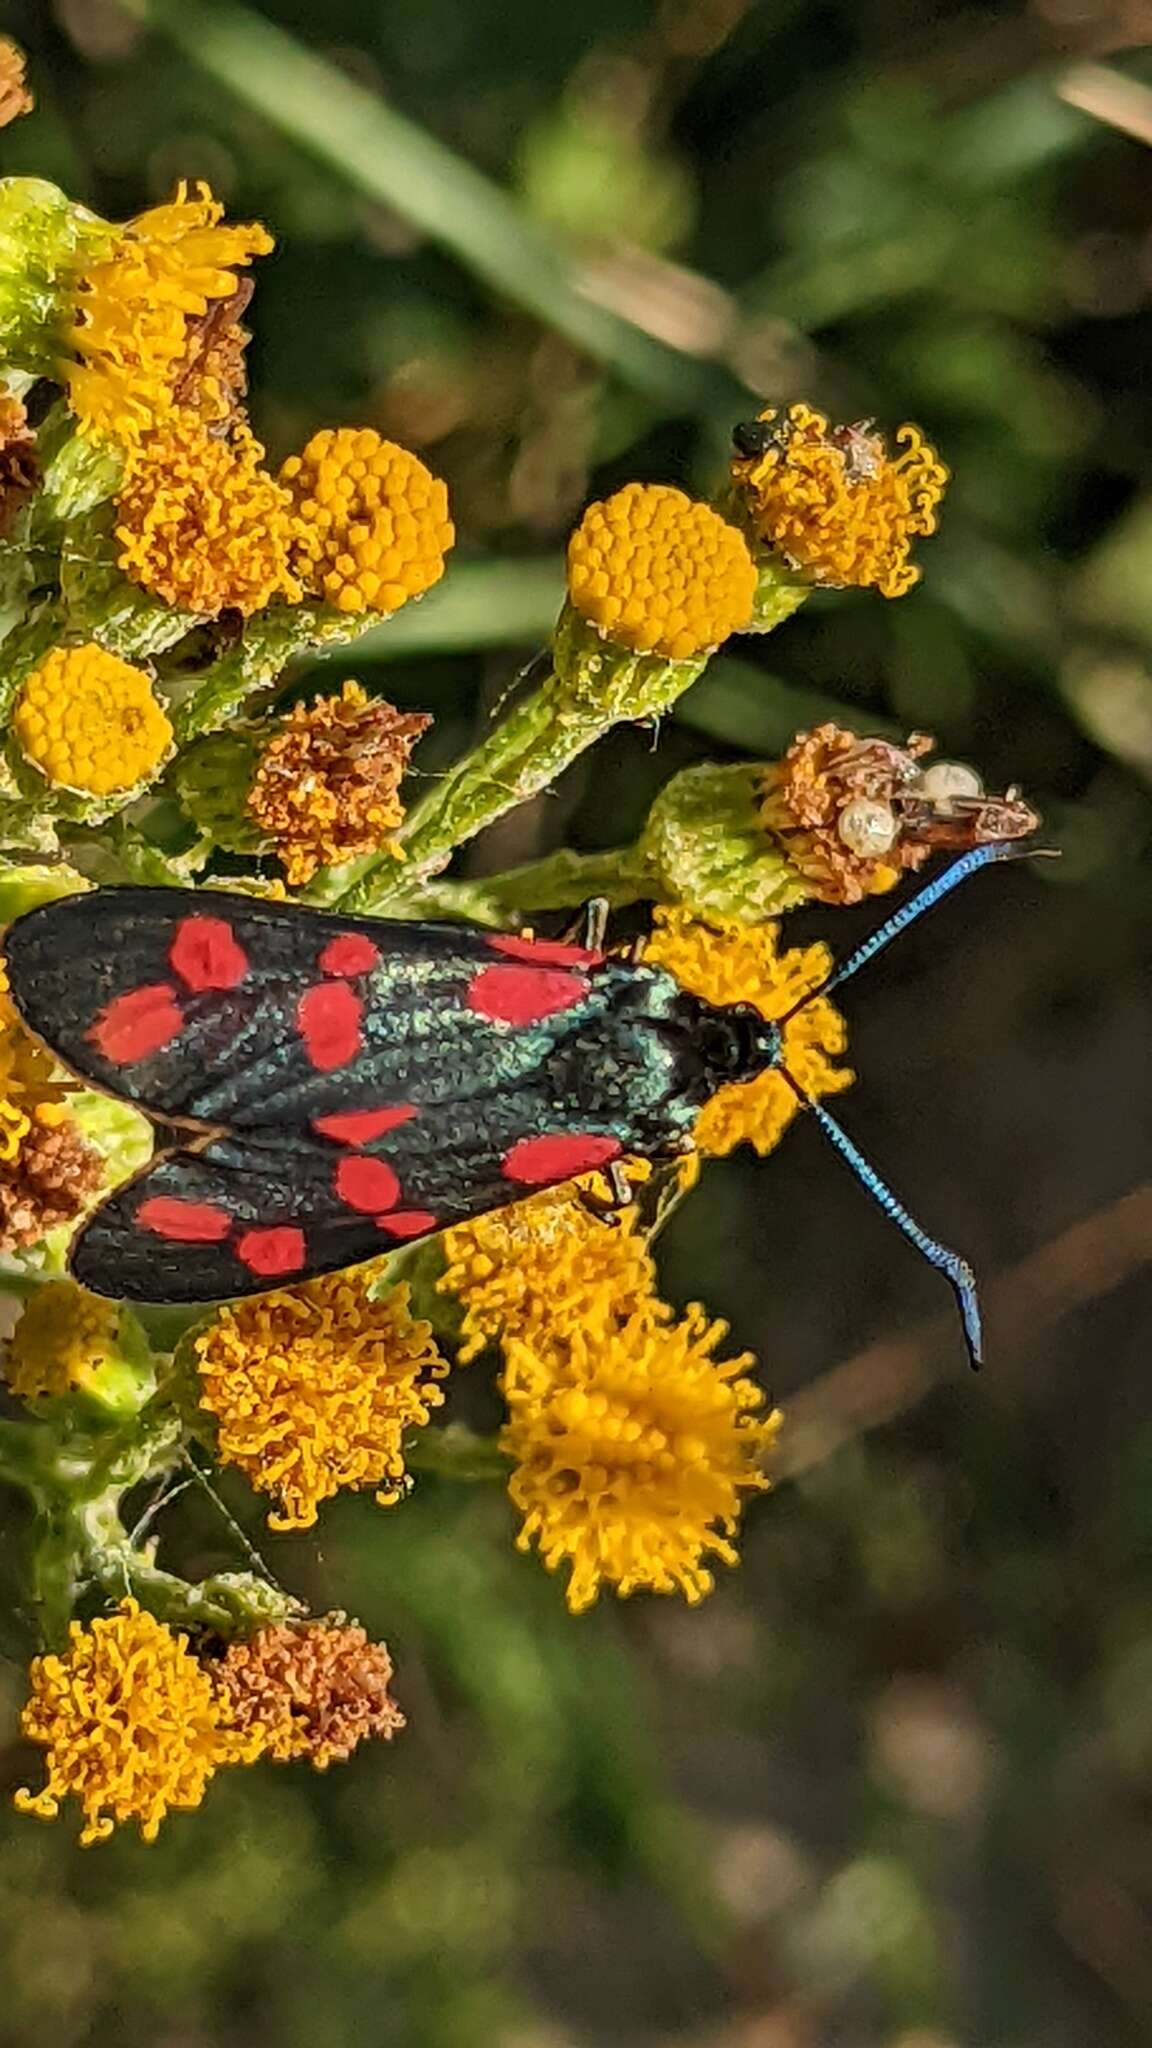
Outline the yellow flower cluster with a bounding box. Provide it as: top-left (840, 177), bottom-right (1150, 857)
top-left (115, 418), bottom-right (301, 618)
top-left (13, 643), bottom-right (172, 796)
top-left (246, 681), bottom-right (430, 887)
top-left (443, 1161), bottom-right (779, 1613)
top-left (0, 37), bottom-right (32, 128)
top-left (194, 1271), bottom-right (449, 1530)
top-left (440, 1175), bottom-right (661, 1362)
top-left (4, 1279), bottom-right (119, 1403)
top-left (504, 1310), bottom-right (780, 1613)
top-left (0, 957), bottom-right (67, 1161)
top-left (14, 1600), bottom-right (263, 1846)
top-left (731, 404), bottom-right (948, 598)
top-left (567, 482), bottom-right (757, 660)
top-left (644, 905), bottom-right (853, 1155)
top-left (281, 427), bottom-right (455, 616)
top-left (65, 182), bottom-right (272, 451)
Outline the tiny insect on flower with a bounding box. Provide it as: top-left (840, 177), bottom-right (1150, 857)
top-left (731, 402), bottom-right (948, 598)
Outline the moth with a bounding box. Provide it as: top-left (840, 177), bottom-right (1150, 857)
top-left (3, 844), bottom-right (1026, 1363)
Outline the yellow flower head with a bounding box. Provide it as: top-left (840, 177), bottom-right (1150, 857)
top-left (194, 1272), bottom-right (449, 1530)
top-left (644, 905), bottom-right (853, 1155)
top-left (247, 682), bottom-right (431, 887)
top-left (0, 960), bottom-right (68, 1162)
top-left (115, 417), bottom-right (301, 618)
top-left (13, 643), bottom-right (172, 796)
top-left (65, 181), bottom-right (272, 450)
top-left (213, 1620), bottom-right (404, 1770)
top-left (14, 1599), bottom-right (262, 1846)
top-left (503, 1308), bottom-right (780, 1612)
top-left (567, 482), bottom-right (757, 660)
top-left (281, 427), bottom-right (454, 616)
top-left (4, 1279), bottom-right (119, 1403)
top-left (0, 1103), bottom-right (104, 1253)
top-left (440, 1172), bottom-right (662, 1362)
top-left (731, 404), bottom-right (948, 599)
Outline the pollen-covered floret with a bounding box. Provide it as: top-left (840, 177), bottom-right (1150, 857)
top-left (502, 1307), bottom-right (781, 1612)
top-left (731, 404), bottom-right (948, 598)
top-left (281, 427), bottom-right (454, 616)
top-left (4, 1280), bottom-right (119, 1403)
top-left (567, 482), bottom-right (757, 660)
top-left (194, 1271), bottom-right (449, 1530)
top-left (115, 417), bottom-right (301, 618)
top-left (13, 643), bottom-right (172, 796)
top-left (66, 181), bottom-right (273, 450)
top-left (14, 1599), bottom-right (264, 1845)
top-left (246, 682), bottom-right (430, 886)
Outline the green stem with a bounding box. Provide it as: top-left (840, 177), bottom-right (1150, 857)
top-left (395, 843), bottom-right (655, 928)
top-left (167, 601), bottom-right (385, 743)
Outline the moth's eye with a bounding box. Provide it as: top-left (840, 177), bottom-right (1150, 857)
top-left (697, 1008), bottom-right (759, 1076)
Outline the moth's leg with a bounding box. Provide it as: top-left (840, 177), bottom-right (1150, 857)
top-left (561, 897), bottom-right (609, 953)
top-left (576, 1156), bottom-right (636, 1225)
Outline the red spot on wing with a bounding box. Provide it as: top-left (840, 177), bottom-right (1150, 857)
top-left (311, 1106), bottom-right (417, 1144)
top-left (169, 915), bottom-right (248, 992)
top-left (466, 963), bottom-right (589, 1027)
top-left (320, 933), bottom-right (380, 977)
top-left (136, 1196), bottom-right (231, 1243)
top-left (236, 1225), bottom-right (306, 1277)
top-left (297, 981), bottom-right (362, 1071)
top-left (378, 1209), bottom-right (438, 1239)
top-left (502, 1132), bottom-right (622, 1186)
top-left (488, 934), bottom-right (601, 967)
top-left (90, 983), bottom-right (183, 1064)
top-left (335, 1154), bottom-right (401, 1214)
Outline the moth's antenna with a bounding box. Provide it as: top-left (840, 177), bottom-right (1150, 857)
top-left (822, 843), bottom-right (1045, 999)
top-left (779, 1068), bottom-right (983, 1368)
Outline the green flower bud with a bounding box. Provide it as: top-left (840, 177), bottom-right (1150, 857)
top-left (639, 761), bottom-right (811, 921)
top-left (0, 859), bottom-right (89, 923)
top-left (170, 727), bottom-right (264, 855)
top-left (0, 178), bottom-right (109, 375)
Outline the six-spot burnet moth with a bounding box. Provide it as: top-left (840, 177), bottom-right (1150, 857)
top-left (3, 842), bottom-right (1034, 1364)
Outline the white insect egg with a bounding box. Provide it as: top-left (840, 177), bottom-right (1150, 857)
top-left (918, 760), bottom-right (983, 803)
top-left (837, 797), bottom-right (898, 857)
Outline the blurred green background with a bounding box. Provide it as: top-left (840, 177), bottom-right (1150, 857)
top-left (2, 1), bottom-right (1152, 2043)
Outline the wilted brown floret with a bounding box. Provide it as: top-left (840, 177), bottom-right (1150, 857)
top-left (247, 682), bottom-right (431, 886)
top-left (213, 1620), bottom-right (404, 1769)
top-left (0, 1108), bottom-right (105, 1252)
top-left (759, 723), bottom-right (935, 905)
top-left (171, 278), bottom-right (254, 433)
top-left (0, 390), bottom-right (39, 537)
top-left (0, 41), bottom-right (32, 128)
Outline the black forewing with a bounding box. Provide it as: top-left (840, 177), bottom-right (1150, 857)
top-left (3, 887), bottom-right (599, 1130)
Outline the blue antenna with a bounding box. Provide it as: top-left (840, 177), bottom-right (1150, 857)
top-left (780, 841), bottom-right (1049, 1367)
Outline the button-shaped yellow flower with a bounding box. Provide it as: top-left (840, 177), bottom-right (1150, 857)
top-left (4, 1279), bottom-right (119, 1403)
top-left (731, 404), bottom-right (948, 599)
top-left (503, 1308), bottom-right (780, 1612)
top-left (281, 427), bottom-right (454, 616)
top-left (13, 643), bottom-right (172, 795)
top-left (14, 1599), bottom-right (263, 1846)
top-left (567, 482), bottom-right (756, 660)
top-left (644, 905), bottom-right (853, 1156)
top-left (194, 1272), bottom-right (449, 1530)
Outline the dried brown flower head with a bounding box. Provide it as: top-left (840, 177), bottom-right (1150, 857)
top-left (171, 278), bottom-right (254, 433)
top-left (247, 682), bottom-right (431, 887)
top-left (0, 389), bottom-right (39, 537)
top-left (0, 1107), bottom-right (105, 1253)
top-left (0, 41), bottom-right (32, 129)
top-left (213, 1620), bottom-right (404, 1769)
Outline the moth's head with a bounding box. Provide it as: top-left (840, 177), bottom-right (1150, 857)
top-left (690, 1000), bottom-right (782, 1089)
